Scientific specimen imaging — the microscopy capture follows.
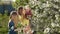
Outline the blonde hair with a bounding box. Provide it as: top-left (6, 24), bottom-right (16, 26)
top-left (9, 11), bottom-right (18, 27)
top-left (10, 11), bottom-right (17, 18)
top-left (24, 5), bottom-right (30, 10)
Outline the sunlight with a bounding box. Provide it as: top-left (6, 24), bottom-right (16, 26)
top-left (1, 0), bottom-right (16, 2)
top-left (12, 0), bottom-right (16, 2)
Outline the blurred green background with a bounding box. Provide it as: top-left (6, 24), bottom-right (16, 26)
top-left (0, 0), bottom-right (60, 34)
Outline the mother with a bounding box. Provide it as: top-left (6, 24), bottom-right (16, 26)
top-left (17, 6), bottom-right (32, 34)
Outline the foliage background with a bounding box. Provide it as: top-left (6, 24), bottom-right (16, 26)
top-left (0, 0), bottom-right (60, 34)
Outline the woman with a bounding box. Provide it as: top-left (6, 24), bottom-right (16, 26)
top-left (17, 7), bottom-right (26, 34)
top-left (17, 6), bottom-right (33, 34)
top-left (17, 6), bottom-right (29, 26)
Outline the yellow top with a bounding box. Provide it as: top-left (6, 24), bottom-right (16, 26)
top-left (19, 15), bottom-right (29, 26)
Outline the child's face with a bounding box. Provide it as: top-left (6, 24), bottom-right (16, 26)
top-left (11, 15), bottom-right (18, 20)
top-left (25, 7), bottom-right (30, 12)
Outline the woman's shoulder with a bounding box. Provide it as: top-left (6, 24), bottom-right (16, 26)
top-left (19, 15), bottom-right (21, 18)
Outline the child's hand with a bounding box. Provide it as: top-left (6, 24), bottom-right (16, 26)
top-left (14, 28), bottom-right (21, 32)
top-left (11, 26), bottom-right (14, 30)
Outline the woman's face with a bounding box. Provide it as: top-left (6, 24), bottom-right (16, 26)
top-left (19, 8), bottom-right (23, 15)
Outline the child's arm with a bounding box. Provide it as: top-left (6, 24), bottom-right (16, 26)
top-left (9, 21), bottom-right (15, 30)
top-left (8, 19), bottom-right (11, 28)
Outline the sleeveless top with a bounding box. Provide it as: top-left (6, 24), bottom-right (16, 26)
top-left (9, 20), bottom-right (14, 31)
top-left (18, 15), bottom-right (29, 26)
top-left (9, 20), bottom-right (17, 34)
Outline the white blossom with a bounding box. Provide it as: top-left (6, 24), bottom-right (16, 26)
top-left (51, 23), bottom-right (56, 27)
top-left (44, 27), bottom-right (50, 34)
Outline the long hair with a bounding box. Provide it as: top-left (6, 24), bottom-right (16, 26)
top-left (10, 11), bottom-right (17, 18)
top-left (9, 11), bottom-right (18, 27)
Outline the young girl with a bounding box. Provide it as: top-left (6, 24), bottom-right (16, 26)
top-left (24, 5), bottom-right (33, 34)
top-left (8, 11), bottom-right (18, 34)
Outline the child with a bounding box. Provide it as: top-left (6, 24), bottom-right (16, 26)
top-left (8, 11), bottom-right (18, 34)
top-left (24, 5), bottom-right (33, 34)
